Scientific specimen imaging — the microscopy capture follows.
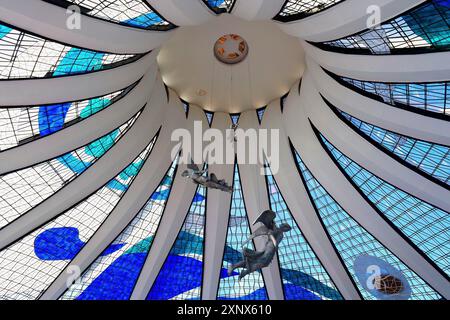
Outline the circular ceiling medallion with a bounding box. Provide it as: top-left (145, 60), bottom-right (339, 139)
top-left (214, 34), bottom-right (249, 64)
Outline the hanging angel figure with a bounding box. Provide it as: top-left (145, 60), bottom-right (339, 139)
top-left (228, 123), bottom-right (239, 143)
top-left (181, 161), bottom-right (233, 193)
top-left (227, 210), bottom-right (292, 280)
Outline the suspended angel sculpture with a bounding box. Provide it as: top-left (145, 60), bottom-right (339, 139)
top-left (181, 162), bottom-right (233, 193)
top-left (228, 123), bottom-right (239, 143)
top-left (228, 210), bottom-right (292, 280)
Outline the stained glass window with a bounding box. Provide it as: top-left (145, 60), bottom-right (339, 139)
top-left (265, 165), bottom-right (342, 300)
top-left (148, 181), bottom-right (207, 300)
top-left (317, 0), bottom-right (450, 54)
top-left (205, 111), bottom-right (214, 126)
top-left (257, 107), bottom-right (266, 124)
top-left (0, 111), bottom-right (141, 228)
top-left (181, 100), bottom-right (189, 117)
top-left (335, 106), bottom-right (450, 186)
top-left (43, 0), bottom-right (174, 30)
top-left (275, 0), bottom-right (345, 21)
top-left (230, 114), bottom-right (240, 125)
top-left (327, 70), bottom-right (450, 118)
top-left (294, 148), bottom-right (442, 300)
top-left (217, 164), bottom-right (268, 300)
top-left (319, 133), bottom-right (450, 277)
top-left (61, 157), bottom-right (178, 300)
top-left (203, 0), bottom-right (235, 14)
top-left (0, 83), bottom-right (136, 151)
top-left (0, 135), bottom-right (157, 300)
top-left (0, 23), bottom-right (138, 79)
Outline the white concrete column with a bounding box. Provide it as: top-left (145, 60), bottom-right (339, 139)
top-left (0, 75), bottom-right (168, 252)
top-left (202, 112), bottom-right (234, 300)
top-left (0, 64), bottom-right (159, 175)
top-left (0, 51), bottom-right (158, 106)
top-left (232, 0), bottom-right (285, 21)
top-left (0, 0), bottom-right (173, 54)
top-left (147, 0), bottom-right (215, 26)
top-left (303, 41), bottom-right (450, 83)
top-left (277, 0), bottom-right (424, 42)
top-left (283, 77), bottom-right (450, 298)
top-left (307, 58), bottom-right (450, 146)
top-left (237, 110), bottom-right (284, 300)
top-left (131, 103), bottom-right (209, 300)
top-left (262, 96), bottom-right (362, 300)
top-left (41, 89), bottom-right (187, 300)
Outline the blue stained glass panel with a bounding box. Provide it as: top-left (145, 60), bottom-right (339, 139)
top-left (320, 0), bottom-right (450, 54)
top-left (217, 164), bottom-right (268, 300)
top-left (0, 22), bottom-right (136, 79)
top-left (332, 72), bottom-right (450, 117)
top-left (275, 0), bottom-right (345, 20)
top-left (0, 137), bottom-right (156, 300)
top-left (294, 149), bottom-right (443, 300)
top-left (320, 134), bottom-right (450, 277)
top-left (61, 157), bottom-right (178, 300)
top-left (147, 183), bottom-right (207, 300)
top-left (204, 0), bottom-right (235, 13)
top-left (338, 109), bottom-right (450, 185)
top-left (43, 0), bottom-right (173, 30)
top-left (265, 165), bottom-right (342, 300)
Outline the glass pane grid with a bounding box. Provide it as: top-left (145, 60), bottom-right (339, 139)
top-left (320, 135), bottom-right (450, 277)
top-left (43, 0), bottom-right (173, 30)
top-left (294, 150), bottom-right (442, 300)
top-left (339, 110), bottom-right (450, 185)
top-left (0, 23), bottom-right (137, 79)
top-left (61, 156), bottom-right (177, 300)
top-left (257, 108), bottom-right (266, 123)
top-left (321, 0), bottom-right (450, 54)
top-left (0, 86), bottom-right (133, 152)
top-left (217, 164), bottom-right (268, 300)
top-left (203, 0), bottom-right (235, 13)
top-left (148, 182), bottom-right (207, 300)
top-left (277, 0), bottom-right (344, 19)
top-left (0, 135), bottom-right (157, 300)
top-left (337, 74), bottom-right (450, 117)
top-left (0, 112), bottom-right (140, 228)
top-left (265, 166), bottom-right (342, 300)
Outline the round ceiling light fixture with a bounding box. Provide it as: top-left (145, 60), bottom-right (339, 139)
top-left (214, 34), bottom-right (249, 64)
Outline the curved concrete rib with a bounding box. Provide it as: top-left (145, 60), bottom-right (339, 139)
top-left (284, 79), bottom-right (450, 298)
top-left (277, 0), bottom-right (424, 42)
top-left (0, 50), bottom-right (157, 106)
top-left (147, 0), bottom-right (215, 26)
top-left (0, 0), bottom-right (173, 54)
top-left (232, 0), bottom-right (285, 21)
top-left (307, 58), bottom-right (450, 146)
top-left (237, 110), bottom-right (284, 300)
top-left (0, 75), bottom-right (168, 253)
top-left (303, 41), bottom-right (450, 83)
top-left (0, 64), bottom-right (159, 175)
top-left (202, 112), bottom-right (234, 300)
top-left (262, 97), bottom-right (361, 300)
top-left (130, 102), bottom-right (208, 300)
top-left (40, 89), bottom-right (186, 300)
top-left (302, 72), bottom-right (450, 212)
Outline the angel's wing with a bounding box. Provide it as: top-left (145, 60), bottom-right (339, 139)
top-left (252, 225), bottom-right (270, 237)
top-left (241, 225), bottom-right (270, 249)
top-left (210, 173), bottom-right (219, 183)
top-left (187, 159), bottom-right (200, 172)
top-left (253, 210), bottom-right (276, 229)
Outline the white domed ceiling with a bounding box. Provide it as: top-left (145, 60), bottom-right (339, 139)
top-left (0, 0), bottom-right (448, 301)
top-left (158, 14), bottom-right (304, 113)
